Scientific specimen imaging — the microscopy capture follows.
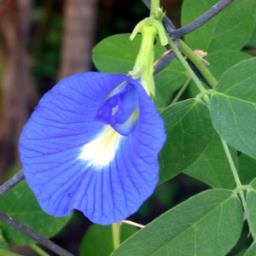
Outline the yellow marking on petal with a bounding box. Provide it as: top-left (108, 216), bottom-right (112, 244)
top-left (78, 126), bottom-right (121, 168)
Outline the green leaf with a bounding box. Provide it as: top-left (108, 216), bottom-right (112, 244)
top-left (112, 189), bottom-right (243, 256)
top-left (154, 67), bottom-right (187, 107)
top-left (0, 181), bottom-right (70, 245)
top-left (247, 27), bottom-right (256, 47)
top-left (238, 155), bottom-right (256, 184)
top-left (210, 58), bottom-right (256, 160)
top-left (92, 34), bottom-right (138, 74)
top-left (159, 99), bottom-right (214, 183)
top-left (92, 34), bottom-right (187, 107)
top-left (182, 0), bottom-right (256, 52)
top-left (243, 243), bottom-right (256, 256)
top-left (184, 132), bottom-right (236, 189)
top-left (79, 224), bottom-right (137, 256)
top-left (206, 51), bottom-right (250, 79)
top-left (246, 178), bottom-right (256, 238)
top-left (188, 51), bottom-right (249, 98)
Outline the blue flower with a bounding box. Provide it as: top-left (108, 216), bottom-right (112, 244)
top-left (19, 72), bottom-right (166, 225)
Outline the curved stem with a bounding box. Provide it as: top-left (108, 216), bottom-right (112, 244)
top-left (168, 38), bottom-right (206, 94)
top-left (112, 223), bottom-right (121, 250)
top-left (170, 0), bottom-right (233, 38)
top-left (179, 41), bottom-right (218, 88)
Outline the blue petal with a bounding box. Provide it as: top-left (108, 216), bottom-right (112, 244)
top-left (19, 72), bottom-right (166, 225)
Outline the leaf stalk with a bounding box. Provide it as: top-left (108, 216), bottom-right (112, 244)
top-left (112, 223), bottom-right (121, 250)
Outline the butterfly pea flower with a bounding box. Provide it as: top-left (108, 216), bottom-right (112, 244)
top-left (19, 72), bottom-right (166, 225)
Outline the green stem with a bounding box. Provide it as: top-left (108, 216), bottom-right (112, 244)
top-left (179, 38), bottom-right (256, 239)
top-left (112, 223), bottom-right (121, 250)
top-left (168, 38), bottom-right (207, 94)
top-left (29, 244), bottom-right (50, 256)
top-left (179, 40), bottom-right (218, 88)
top-left (221, 139), bottom-right (242, 188)
top-left (171, 78), bottom-right (191, 105)
top-left (150, 0), bottom-right (160, 17)
top-left (221, 138), bottom-right (256, 240)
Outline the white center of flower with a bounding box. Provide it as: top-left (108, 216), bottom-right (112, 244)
top-left (78, 126), bottom-right (121, 168)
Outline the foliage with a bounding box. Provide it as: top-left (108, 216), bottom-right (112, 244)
top-left (79, 224), bottom-right (137, 256)
top-left (0, 182), bottom-right (70, 245)
top-left (90, 0), bottom-right (256, 254)
top-left (1, 0), bottom-right (256, 255)
top-left (113, 189), bottom-right (243, 256)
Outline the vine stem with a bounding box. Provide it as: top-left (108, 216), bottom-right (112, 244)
top-left (30, 244), bottom-right (50, 256)
top-left (0, 171), bottom-right (24, 196)
top-left (168, 38), bottom-right (206, 94)
top-left (112, 223), bottom-right (121, 250)
top-left (179, 41), bottom-right (218, 88)
top-left (220, 139), bottom-right (256, 240)
top-left (170, 0), bottom-right (233, 38)
top-left (166, 12), bottom-right (255, 238)
top-left (142, 0), bottom-right (234, 75)
top-left (154, 49), bottom-right (175, 75)
top-left (0, 212), bottom-right (74, 256)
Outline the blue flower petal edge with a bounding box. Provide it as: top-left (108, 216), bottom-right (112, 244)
top-left (19, 72), bottom-right (166, 225)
